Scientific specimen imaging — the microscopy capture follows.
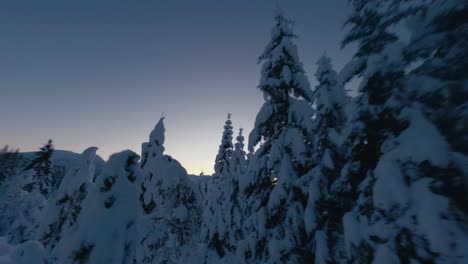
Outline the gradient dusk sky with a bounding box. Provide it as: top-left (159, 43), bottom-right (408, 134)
top-left (0, 0), bottom-right (355, 175)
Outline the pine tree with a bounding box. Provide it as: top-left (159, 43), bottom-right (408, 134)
top-left (25, 139), bottom-right (55, 197)
top-left (139, 117), bottom-right (166, 213)
top-left (237, 8), bottom-right (315, 263)
top-left (214, 113), bottom-right (234, 175)
top-left (201, 119), bottom-right (243, 263)
top-left (403, 0), bottom-right (468, 155)
top-left (304, 55), bottom-right (348, 263)
top-left (335, 1), bottom-right (468, 262)
top-left (231, 128), bottom-right (247, 176)
top-left (140, 116), bottom-right (165, 169)
top-left (138, 117), bottom-right (203, 264)
top-left (228, 128), bottom-right (247, 242)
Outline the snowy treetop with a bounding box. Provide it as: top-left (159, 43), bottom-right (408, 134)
top-left (258, 8), bottom-right (312, 103)
top-left (314, 55), bottom-right (346, 110)
top-left (141, 116), bottom-right (165, 168)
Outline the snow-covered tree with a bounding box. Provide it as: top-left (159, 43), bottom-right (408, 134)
top-left (138, 117), bottom-right (203, 264)
top-left (227, 127), bottom-right (247, 243)
top-left (51, 150), bottom-right (141, 264)
top-left (38, 147), bottom-right (98, 262)
top-left (304, 55), bottom-right (348, 263)
top-left (237, 8), bottom-right (315, 263)
top-left (201, 122), bottom-right (245, 263)
top-left (139, 117), bottom-right (166, 213)
top-left (230, 128), bottom-right (247, 176)
top-left (24, 139), bottom-right (55, 197)
top-left (403, 0), bottom-right (468, 156)
top-left (214, 114), bottom-right (234, 175)
top-left (335, 1), bottom-right (468, 262)
top-left (141, 116), bottom-right (165, 169)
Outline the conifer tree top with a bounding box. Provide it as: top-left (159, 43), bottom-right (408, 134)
top-left (148, 116), bottom-right (166, 157)
top-left (314, 55), bottom-right (346, 110)
top-left (258, 8), bottom-right (312, 103)
top-left (214, 114), bottom-right (234, 175)
top-left (235, 128), bottom-right (244, 152)
top-left (25, 139), bottom-right (54, 172)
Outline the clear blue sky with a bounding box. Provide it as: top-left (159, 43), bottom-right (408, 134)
top-left (0, 0), bottom-right (355, 175)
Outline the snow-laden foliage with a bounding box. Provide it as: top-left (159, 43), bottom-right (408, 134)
top-left (138, 118), bottom-right (203, 264)
top-left (141, 116), bottom-right (166, 169)
top-left (24, 140), bottom-right (55, 197)
top-left (404, 0), bottom-right (468, 155)
top-left (201, 123), bottom-right (246, 263)
top-left (214, 114), bottom-right (234, 176)
top-left (0, 170), bottom-right (46, 244)
top-left (138, 155), bottom-right (203, 264)
top-left (38, 147), bottom-right (98, 260)
top-left (238, 8), bottom-right (316, 263)
top-left (304, 55), bottom-right (348, 263)
top-left (231, 128), bottom-right (247, 176)
top-left (335, 0), bottom-right (468, 262)
top-left (50, 150), bottom-right (141, 264)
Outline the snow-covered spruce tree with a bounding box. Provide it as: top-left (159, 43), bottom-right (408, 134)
top-left (139, 117), bottom-right (166, 214)
top-left (51, 150), bottom-right (141, 264)
top-left (38, 147), bottom-right (98, 262)
top-left (24, 139), bottom-right (55, 197)
top-left (231, 128), bottom-right (247, 176)
top-left (228, 128), bottom-right (247, 241)
top-left (334, 1), bottom-right (468, 262)
top-left (140, 116), bottom-right (165, 169)
top-left (202, 116), bottom-right (244, 262)
top-left (225, 127), bottom-right (247, 255)
top-left (237, 9), bottom-right (315, 263)
top-left (304, 55), bottom-right (348, 263)
top-left (403, 0), bottom-right (468, 156)
top-left (138, 117), bottom-right (203, 264)
top-left (214, 113), bottom-right (234, 175)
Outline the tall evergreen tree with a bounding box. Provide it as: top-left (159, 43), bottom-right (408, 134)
top-left (403, 0), bottom-right (468, 155)
top-left (138, 117), bottom-right (203, 264)
top-left (334, 1), bottom-right (468, 262)
top-left (237, 8), bottom-right (315, 263)
top-left (228, 128), bottom-right (247, 243)
top-left (201, 118), bottom-right (243, 263)
top-left (304, 55), bottom-right (348, 263)
top-left (214, 114), bottom-right (234, 175)
top-left (139, 117), bottom-right (166, 214)
top-left (140, 116), bottom-right (165, 169)
top-left (230, 128), bottom-right (247, 176)
top-left (25, 139), bottom-right (55, 197)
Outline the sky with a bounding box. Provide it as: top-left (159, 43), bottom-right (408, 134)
top-left (0, 0), bottom-right (355, 175)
